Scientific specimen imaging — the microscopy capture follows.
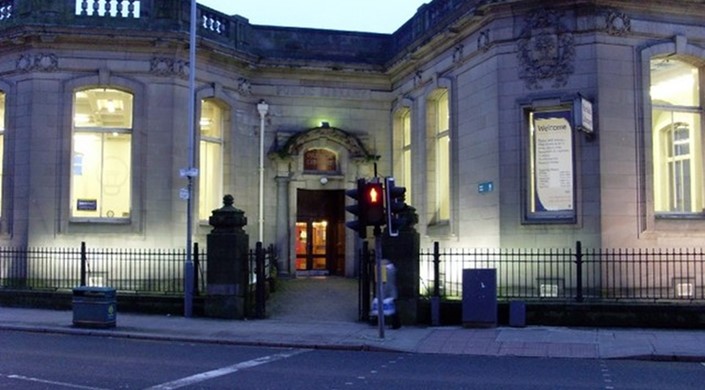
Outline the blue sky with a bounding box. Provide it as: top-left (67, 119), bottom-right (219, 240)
top-left (197, 0), bottom-right (429, 34)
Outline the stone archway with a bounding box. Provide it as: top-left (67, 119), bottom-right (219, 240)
top-left (270, 125), bottom-right (376, 276)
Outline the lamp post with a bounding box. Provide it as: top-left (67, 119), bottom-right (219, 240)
top-left (257, 100), bottom-right (269, 244)
top-left (183, 0), bottom-right (198, 318)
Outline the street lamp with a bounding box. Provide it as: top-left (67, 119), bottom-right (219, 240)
top-left (257, 100), bottom-right (269, 244)
top-left (183, 0), bottom-right (198, 318)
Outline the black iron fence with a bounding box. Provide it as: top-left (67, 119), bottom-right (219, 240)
top-left (420, 241), bottom-right (705, 302)
top-left (0, 242), bottom-right (276, 296)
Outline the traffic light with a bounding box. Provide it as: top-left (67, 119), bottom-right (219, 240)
top-left (363, 181), bottom-right (385, 226)
top-left (384, 177), bottom-right (407, 237)
top-left (345, 178), bottom-right (367, 238)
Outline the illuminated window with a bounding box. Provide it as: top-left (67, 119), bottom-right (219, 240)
top-left (199, 99), bottom-right (224, 220)
top-left (72, 88), bottom-right (133, 219)
top-left (303, 148), bottom-right (337, 172)
top-left (427, 90), bottom-right (450, 224)
top-left (394, 109), bottom-right (412, 205)
top-left (651, 59), bottom-right (702, 214)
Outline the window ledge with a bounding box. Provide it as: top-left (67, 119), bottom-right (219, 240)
top-left (655, 212), bottom-right (705, 220)
top-left (69, 218), bottom-right (131, 225)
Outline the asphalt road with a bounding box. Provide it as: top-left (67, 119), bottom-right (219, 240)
top-left (1, 330), bottom-right (704, 389)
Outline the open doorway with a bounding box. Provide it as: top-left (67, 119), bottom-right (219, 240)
top-left (295, 189), bottom-right (345, 276)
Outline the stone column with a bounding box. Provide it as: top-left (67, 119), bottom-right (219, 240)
top-left (205, 195), bottom-right (250, 319)
top-left (275, 175), bottom-right (290, 275)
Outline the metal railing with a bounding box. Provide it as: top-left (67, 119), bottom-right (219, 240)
top-left (0, 242), bottom-right (277, 296)
top-left (420, 241), bottom-right (705, 303)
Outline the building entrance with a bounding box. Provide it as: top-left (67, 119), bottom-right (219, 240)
top-left (295, 189), bottom-right (345, 275)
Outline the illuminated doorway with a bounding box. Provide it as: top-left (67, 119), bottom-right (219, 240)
top-left (295, 189), bottom-right (345, 275)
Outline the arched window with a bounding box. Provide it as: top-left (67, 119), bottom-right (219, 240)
top-left (199, 99), bottom-right (224, 220)
top-left (72, 88), bottom-right (133, 219)
top-left (651, 59), bottom-right (702, 213)
top-left (303, 148), bottom-right (337, 172)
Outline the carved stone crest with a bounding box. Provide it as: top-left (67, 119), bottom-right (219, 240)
top-left (517, 10), bottom-right (575, 90)
top-left (17, 53), bottom-right (58, 72)
top-left (150, 57), bottom-right (188, 78)
top-left (605, 10), bottom-right (630, 36)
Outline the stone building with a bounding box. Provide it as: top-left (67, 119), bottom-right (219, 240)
top-left (0, 0), bottom-right (703, 278)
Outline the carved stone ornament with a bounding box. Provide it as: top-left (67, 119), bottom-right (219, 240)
top-left (453, 44), bottom-right (465, 63)
top-left (237, 77), bottom-right (252, 96)
top-left (605, 10), bottom-right (631, 36)
top-left (17, 53), bottom-right (59, 72)
top-left (477, 30), bottom-right (491, 53)
top-left (413, 70), bottom-right (423, 88)
top-left (150, 57), bottom-right (188, 78)
top-left (275, 126), bottom-right (373, 161)
top-left (517, 10), bottom-right (575, 90)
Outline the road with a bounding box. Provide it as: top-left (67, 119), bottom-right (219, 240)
top-left (1, 330), bottom-right (704, 389)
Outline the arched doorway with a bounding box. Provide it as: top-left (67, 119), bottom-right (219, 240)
top-left (271, 124), bottom-right (375, 277)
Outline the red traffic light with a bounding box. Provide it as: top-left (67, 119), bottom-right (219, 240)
top-left (363, 182), bottom-right (385, 226)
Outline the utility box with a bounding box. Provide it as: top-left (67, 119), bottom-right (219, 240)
top-left (462, 269), bottom-right (497, 328)
top-left (72, 287), bottom-right (117, 328)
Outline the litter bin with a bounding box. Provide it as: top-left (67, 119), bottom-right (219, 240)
top-left (72, 286), bottom-right (117, 328)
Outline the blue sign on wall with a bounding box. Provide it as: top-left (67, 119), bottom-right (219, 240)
top-left (478, 181), bottom-right (494, 193)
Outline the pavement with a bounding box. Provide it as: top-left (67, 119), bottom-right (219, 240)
top-left (2, 277), bottom-right (705, 361)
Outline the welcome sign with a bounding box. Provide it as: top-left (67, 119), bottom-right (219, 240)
top-left (531, 110), bottom-right (575, 216)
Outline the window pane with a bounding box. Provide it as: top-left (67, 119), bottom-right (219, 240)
top-left (437, 91), bottom-right (449, 133)
top-left (199, 100), bottom-right (224, 220)
top-left (438, 135), bottom-right (450, 220)
top-left (650, 59), bottom-right (699, 107)
top-left (74, 89), bottom-right (133, 129)
top-left (652, 113), bottom-right (702, 213)
top-left (199, 140), bottom-right (223, 219)
top-left (402, 111), bottom-right (411, 148)
top-left (394, 109), bottom-right (412, 205)
top-left (71, 133), bottom-right (131, 218)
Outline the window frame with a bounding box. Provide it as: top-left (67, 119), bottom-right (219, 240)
top-left (70, 87), bottom-right (134, 222)
top-left (650, 58), bottom-right (703, 217)
top-left (198, 98), bottom-right (226, 221)
top-left (393, 107), bottom-right (412, 206)
top-left (427, 89), bottom-right (451, 227)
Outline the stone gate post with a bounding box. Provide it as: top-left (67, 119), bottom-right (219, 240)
top-left (204, 194), bottom-right (250, 319)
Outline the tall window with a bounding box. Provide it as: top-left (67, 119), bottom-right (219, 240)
top-left (435, 91), bottom-right (450, 222)
top-left (72, 88), bottom-right (133, 219)
top-left (199, 99), bottom-right (224, 220)
top-left (427, 90), bottom-right (450, 224)
top-left (394, 109), bottom-right (412, 205)
top-left (651, 59), bottom-right (702, 214)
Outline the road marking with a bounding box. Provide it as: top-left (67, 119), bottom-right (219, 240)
top-left (146, 349), bottom-right (309, 390)
top-left (4, 374), bottom-right (109, 390)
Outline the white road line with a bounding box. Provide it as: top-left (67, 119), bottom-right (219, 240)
top-left (146, 349), bottom-right (310, 390)
top-left (5, 374), bottom-right (109, 390)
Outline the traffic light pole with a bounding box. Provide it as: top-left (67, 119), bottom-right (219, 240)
top-left (374, 225), bottom-right (385, 339)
